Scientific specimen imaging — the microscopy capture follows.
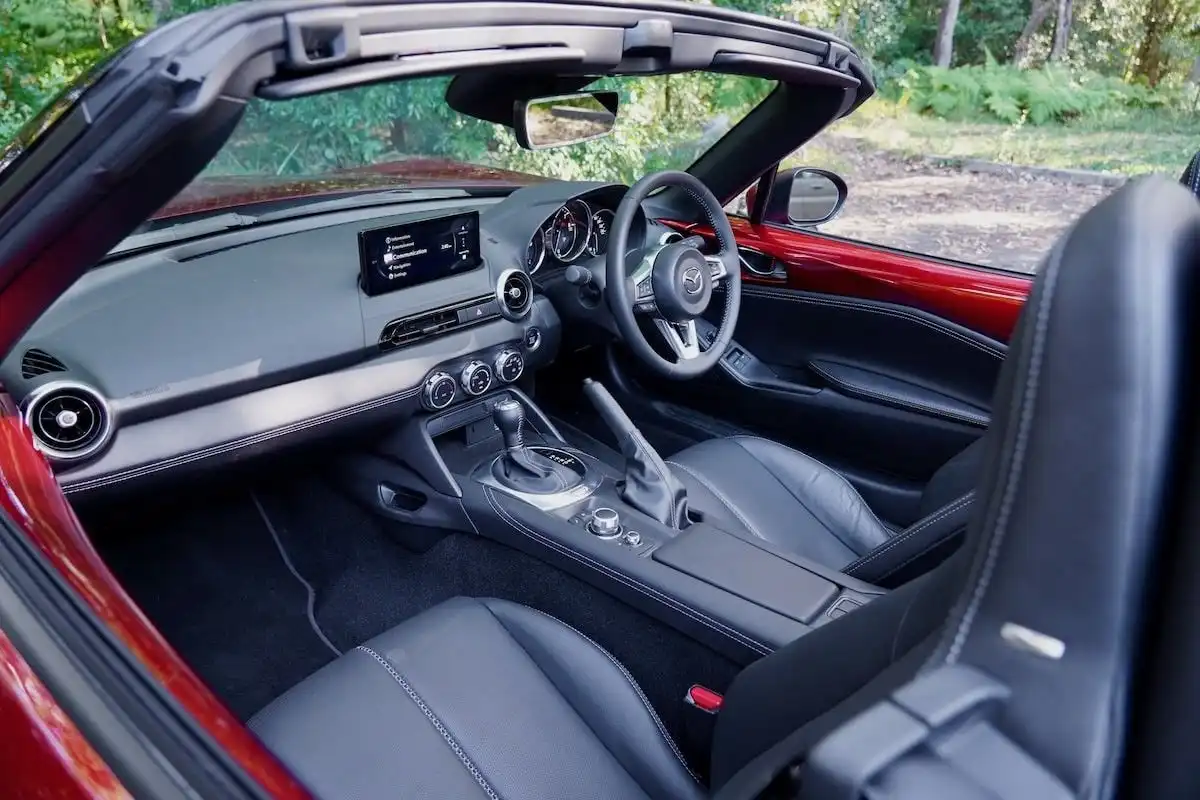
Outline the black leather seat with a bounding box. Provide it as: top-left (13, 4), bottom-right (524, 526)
top-left (667, 435), bottom-right (982, 585)
top-left (251, 178), bottom-right (1200, 799)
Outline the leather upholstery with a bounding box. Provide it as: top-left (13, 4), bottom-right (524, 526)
top-left (1183, 150), bottom-right (1199, 198)
top-left (908, 176), bottom-right (1200, 794)
top-left (668, 435), bottom-right (979, 583)
top-left (251, 597), bottom-right (704, 800)
top-left (668, 436), bottom-right (890, 565)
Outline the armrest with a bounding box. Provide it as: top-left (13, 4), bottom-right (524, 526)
top-left (653, 526), bottom-right (838, 624)
top-left (808, 359), bottom-right (990, 428)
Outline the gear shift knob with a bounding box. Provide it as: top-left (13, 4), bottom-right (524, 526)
top-left (492, 399), bottom-right (525, 450)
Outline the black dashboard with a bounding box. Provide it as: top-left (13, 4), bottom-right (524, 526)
top-left (0, 181), bottom-right (668, 495)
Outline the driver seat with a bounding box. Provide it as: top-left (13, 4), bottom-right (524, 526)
top-left (667, 435), bottom-right (983, 586)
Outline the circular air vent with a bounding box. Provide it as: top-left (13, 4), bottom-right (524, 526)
top-left (497, 268), bottom-right (534, 321)
top-left (22, 382), bottom-right (113, 463)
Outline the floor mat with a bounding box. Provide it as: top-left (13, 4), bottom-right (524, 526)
top-left (85, 469), bottom-right (740, 775)
top-left (84, 488), bottom-right (338, 719)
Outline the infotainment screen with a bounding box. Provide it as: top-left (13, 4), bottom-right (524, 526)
top-left (358, 211), bottom-right (483, 296)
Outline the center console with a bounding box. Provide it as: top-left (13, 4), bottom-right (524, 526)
top-left (359, 373), bottom-right (885, 665)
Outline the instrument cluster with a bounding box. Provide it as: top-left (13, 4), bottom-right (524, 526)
top-left (525, 198), bottom-right (615, 275)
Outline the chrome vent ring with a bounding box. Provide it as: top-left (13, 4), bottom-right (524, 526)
top-left (497, 268), bottom-right (534, 321)
top-left (23, 381), bottom-right (113, 463)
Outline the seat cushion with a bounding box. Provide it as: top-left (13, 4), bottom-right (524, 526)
top-left (667, 436), bottom-right (891, 568)
top-left (251, 597), bottom-right (704, 800)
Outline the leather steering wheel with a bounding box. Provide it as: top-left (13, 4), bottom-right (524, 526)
top-left (607, 171), bottom-right (742, 379)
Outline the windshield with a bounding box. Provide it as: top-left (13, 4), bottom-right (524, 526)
top-left (197, 74), bottom-right (773, 189)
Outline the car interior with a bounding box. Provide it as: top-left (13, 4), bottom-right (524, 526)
top-left (2, 2), bottom-right (1200, 797)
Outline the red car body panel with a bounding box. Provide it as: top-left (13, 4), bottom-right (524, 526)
top-left (675, 218), bottom-right (1032, 342)
top-left (0, 626), bottom-right (127, 799)
top-left (0, 394), bottom-right (311, 799)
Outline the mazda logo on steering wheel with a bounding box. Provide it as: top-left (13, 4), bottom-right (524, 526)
top-left (681, 266), bottom-right (703, 295)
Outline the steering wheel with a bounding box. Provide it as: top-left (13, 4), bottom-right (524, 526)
top-left (607, 171), bottom-right (742, 379)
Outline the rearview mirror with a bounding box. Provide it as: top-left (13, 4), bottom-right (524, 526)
top-left (761, 167), bottom-right (847, 227)
top-left (514, 92), bottom-right (618, 151)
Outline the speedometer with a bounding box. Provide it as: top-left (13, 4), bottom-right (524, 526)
top-left (547, 200), bottom-right (592, 262)
top-left (586, 209), bottom-right (614, 256)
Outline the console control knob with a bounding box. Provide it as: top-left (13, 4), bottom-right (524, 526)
top-left (460, 361), bottom-right (493, 396)
top-left (588, 507), bottom-right (621, 539)
top-left (622, 530), bottom-right (642, 547)
top-left (422, 372), bottom-right (457, 410)
top-left (493, 348), bottom-right (525, 384)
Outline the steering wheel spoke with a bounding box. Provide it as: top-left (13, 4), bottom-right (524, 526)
top-left (654, 318), bottom-right (701, 360)
top-left (704, 253), bottom-right (731, 281)
top-left (606, 170), bottom-right (740, 379)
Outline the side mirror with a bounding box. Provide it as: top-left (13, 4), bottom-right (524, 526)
top-left (763, 167), bottom-right (847, 226)
top-left (514, 92), bottom-right (619, 151)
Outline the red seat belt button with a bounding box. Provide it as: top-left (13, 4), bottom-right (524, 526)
top-left (685, 684), bottom-right (723, 713)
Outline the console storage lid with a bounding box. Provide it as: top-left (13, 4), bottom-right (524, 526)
top-left (653, 525), bottom-right (839, 624)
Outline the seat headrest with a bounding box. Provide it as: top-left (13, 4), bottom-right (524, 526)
top-left (923, 177), bottom-right (1200, 793)
top-left (1183, 150), bottom-right (1199, 199)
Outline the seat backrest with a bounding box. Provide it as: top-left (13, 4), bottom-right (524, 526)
top-left (1182, 150), bottom-right (1199, 198)
top-left (802, 175), bottom-right (1200, 798)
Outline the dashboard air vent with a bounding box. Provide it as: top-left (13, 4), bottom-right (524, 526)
top-left (379, 295), bottom-right (500, 353)
top-left (23, 382), bottom-right (112, 462)
top-left (497, 269), bottom-right (533, 321)
top-left (21, 348), bottom-right (67, 379)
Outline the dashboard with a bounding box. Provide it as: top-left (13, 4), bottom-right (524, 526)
top-left (0, 181), bottom-right (668, 495)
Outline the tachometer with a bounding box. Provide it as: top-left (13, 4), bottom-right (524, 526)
top-left (547, 200), bottom-right (592, 262)
top-left (586, 209), bottom-right (614, 257)
top-left (526, 231), bottom-right (546, 273)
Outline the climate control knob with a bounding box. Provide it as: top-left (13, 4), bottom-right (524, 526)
top-left (460, 361), bottom-right (493, 396)
top-left (493, 349), bottom-right (525, 384)
top-left (422, 372), bottom-right (457, 411)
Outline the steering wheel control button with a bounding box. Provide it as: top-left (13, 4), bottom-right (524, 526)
top-left (622, 530), bottom-right (642, 547)
top-left (587, 507), bottom-right (622, 539)
top-left (494, 349), bottom-right (525, 383)
top-left (523, 326), bottom-right (542, 351)
top-left (460, 361), bottom-right (493, 396)
top-left (422, 372), bottom-right (458, 411)
top-left (636, 277), bottom-right (653, 298)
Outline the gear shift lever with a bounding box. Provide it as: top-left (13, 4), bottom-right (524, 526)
top-left (581, 379), bottom-right (689, 529)
top-left (490, 399), bottom-right (581, 494)
top-left (493, 399), bottom-right (527, 451)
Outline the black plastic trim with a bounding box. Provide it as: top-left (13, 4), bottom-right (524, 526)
top-left (0, 511), bottom-right (271, 799)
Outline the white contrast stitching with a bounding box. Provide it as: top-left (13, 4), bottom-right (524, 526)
top-left (740, 287), bottom-right (1006, 359)
top-left (518, 607), bottom-right (701, 784)
top-left (807, 362), bottom-right (990, 427)
top-left (666, 459), bottom-right (760, 538)
top-left (844, 493), bottom-right (975, 575)
top-left (356, 646), bottom-right (500, 800)
top-left (940, 232), bottom-right (1069, 665)
top-left (482, 487), bottom-right (771, 655)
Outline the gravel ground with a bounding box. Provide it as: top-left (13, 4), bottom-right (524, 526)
top-left (815, 135), bottom-right (1118, 274)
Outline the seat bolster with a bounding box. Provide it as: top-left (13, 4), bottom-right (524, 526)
top-left (843, 492), bottom-right (976, 587)
top-left (481, 599), bottom-right (705, 800)
top-left (251, 597), bottom-right (702, 800)
top-left (728, 436), bottom-right (892, 554)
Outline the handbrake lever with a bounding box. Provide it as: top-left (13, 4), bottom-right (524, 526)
top-left (582, 379), bottom-right (689, 529)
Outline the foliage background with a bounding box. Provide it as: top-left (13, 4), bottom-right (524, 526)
top-left (1, 0), bottom-right (1198, 178)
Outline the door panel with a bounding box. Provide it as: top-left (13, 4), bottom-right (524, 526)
top-left (622, 219), bottom-right (1029, 524)
top-left (687, 218), bottom-right (1032, 341)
